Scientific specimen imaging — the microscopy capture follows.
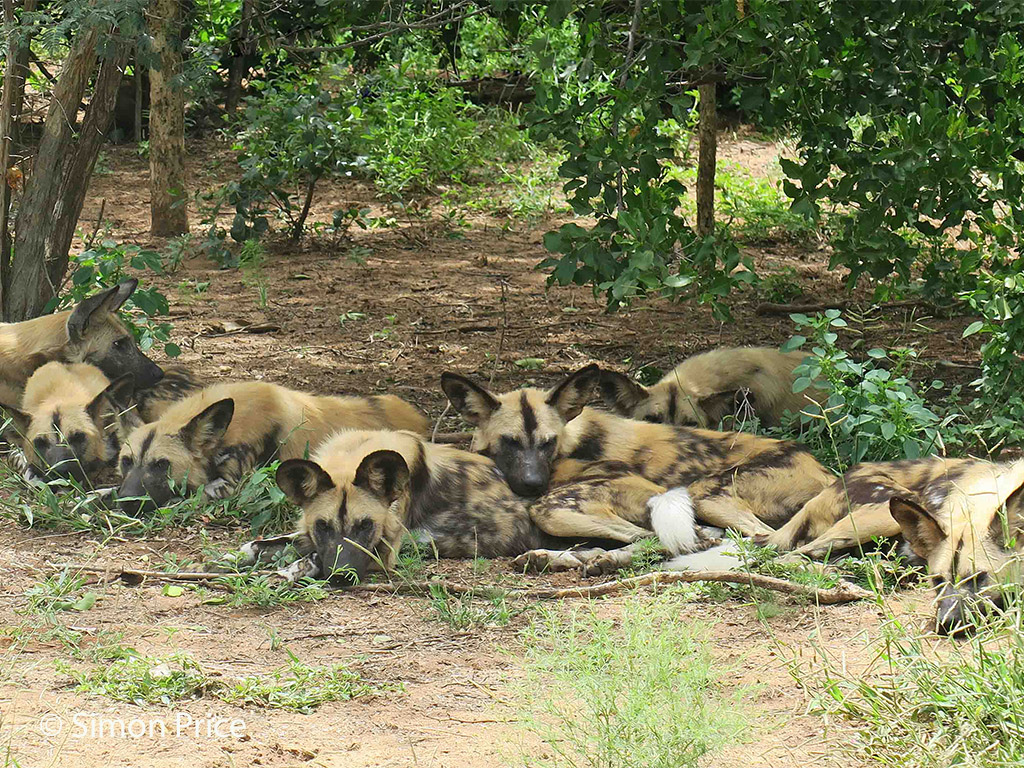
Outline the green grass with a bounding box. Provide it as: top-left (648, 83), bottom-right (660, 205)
top-left (221, 651), bottom-right (394, 713)
top-left (199, 574), bottom-right (329, 609)
top-left (64, 649), bottom-right (389, 713)
top-left (799, 596), bottom-right (1024, 767)
top-left (23, 571), bottom-right (98, 616)
top-left (428, 584), bottom-right (517, 630)
top-left (62, 652), bottom-right (211, 705)
top-left (513, 598), bottom-right (751, 768)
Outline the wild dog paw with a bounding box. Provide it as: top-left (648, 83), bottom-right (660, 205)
top-left (513, 549), bottom-right (585, 573)
top-left (203, 478), bottom-right (232, 500)
top-left (581, 548), bottom-right (635, 577)
top-left (275, 554), bottom-right (320, 583)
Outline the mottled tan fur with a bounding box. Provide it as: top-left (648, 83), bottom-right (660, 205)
top-left (599, 347), bottom-right (827, 428)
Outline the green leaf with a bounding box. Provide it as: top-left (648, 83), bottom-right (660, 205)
top-left (73, 593), bottom-right (97, 612)
top-left (163, 585), bottom-right (184, 598)
top-left (962, 320), bottom-right (985, 338)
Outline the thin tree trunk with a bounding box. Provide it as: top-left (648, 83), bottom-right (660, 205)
top-left (48, 44), bottom-right (132, 289)
top-left (133, 48), bottom-right (143, 143)
top-left (0, 0), bottom-right (17, 314)
top-left (695, 82), bottom-right (717, 238)
top-left (148, 0), bottom-right (189, 236)
top-left (6, 27), bottom-right (101, 320)
top-left (291, 176), bottom-right (318, 241)
top-left (224, 0), bottom-right (255, 115)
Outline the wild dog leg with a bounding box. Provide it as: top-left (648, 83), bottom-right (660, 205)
top-left (691, 493), bottom-right (776, 537)
top-left (206, 533), bottom-right (299, 571)
top-left (513, 547), bottom-right (611, 573)
top-left (764, 471), bottom-right (912, 551)
top-left (786, 502), bottom-right (902, 560)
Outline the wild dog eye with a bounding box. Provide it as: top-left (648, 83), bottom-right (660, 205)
top-left (539, 437), bottom-right (557, 453)
top-left (114, 337), bottom-right (130, 350)
top-left (500, 435), bottom-right (523, 450)
top-left (120, 457), bottom-right (133, 473)
top-left (33, 437), bottom-right (49, 453)
top-left (643, 415), bottom-right (663, 424)
top-left (150, 458), bottom-right (171, 474)
top-left (68, 431), bottom-right (87, 446)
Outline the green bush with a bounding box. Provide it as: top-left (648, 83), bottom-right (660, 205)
top-left (778, 310), bottom-right (954, 471)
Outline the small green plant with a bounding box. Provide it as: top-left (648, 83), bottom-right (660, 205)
top-left (62, 652), bottom-right (210, 705)
top-left (757, 267), bottom-right (805, 303)
top-left (516, 598), bottom-right (750, 767)
top-left (202, 575), bottom-right (328, 609)
top-left (428, 584), bottom-right (515, 630)
top-left (23, 571), bottom-right (97, 615)
top-left (221, 651), bottom-right (391, 713)
top-left (778, 310), bottom-right (955, 471)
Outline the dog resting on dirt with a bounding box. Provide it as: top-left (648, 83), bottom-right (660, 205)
top-left (0, 279), bottom-right (163, 407)
top-left (761, 457), bottom-right (1024, 633)
top-left (440, 364), bottom-right (834, 537)
top-left (598, 347), bottom-right (827, 428)
top-left (116, 381), bottom-right (431, 514)
top-left (232, 428), bottom-right (701, 584)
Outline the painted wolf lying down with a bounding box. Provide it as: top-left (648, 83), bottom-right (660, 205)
top-left (230, 429), bottom-right (702, 584)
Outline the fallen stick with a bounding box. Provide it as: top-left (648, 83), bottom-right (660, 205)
top-left (52, 564), bottom-right (872, 604)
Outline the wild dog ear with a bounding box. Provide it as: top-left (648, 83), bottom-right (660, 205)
top-left (88, 373), bottom-right (136, 423)
top-left (441, 373), bottom-right (499, 425)
top-left (546, 363), bottom-right (601, 422)
top-left (276, 459), bottom-right (335, 505)
top-left (0, 402), bottom-right (30, 440)
top-left (698, 389), bottom-right (751, 426)
top-left (353, 449), bottom-right (410, 506)
top-left (66, 279), bottom-right (138, 343)
top-left (597, 370), bottom-right (649, 415)
top-left (891, 496), bottom-right (946, 559)
top-left (991, 476), bottom-right (1024, 547)
top-left (180, 398), bottom-right (234, 453)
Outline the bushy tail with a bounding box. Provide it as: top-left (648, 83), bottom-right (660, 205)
top-left (647, 486), bottom-right (699, 555)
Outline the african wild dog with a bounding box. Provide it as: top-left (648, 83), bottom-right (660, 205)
top-left (760, 457), bottom-right (1024, 633)
top-left (440, 364), bottom-right (834, 536)
top-left (116, 381), bottom-right (431, 514)
top-left (0, 279), bottom-right (163, 407)
top-left (598, 347), bottom-right (827, 428)
top-left (0, 362), bottom-right (134, 482)
top-left (234, 429), bottom-right (700, 584)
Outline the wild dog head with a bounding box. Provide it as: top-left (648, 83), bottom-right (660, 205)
top-left (440, 365), bottom-right (600, 497)
top-left (117, 399), bottom-right (235, 514)
top-left (0, 366), bottom-right (134, 481)
top-left (892, 482), bottom-right (1024, 635)
top-left (277, 447), bottom-right (410, 585)
top-left (597, 369), bottom-right (745, 427)
top-left (65, 279), bottom-right (164, 389)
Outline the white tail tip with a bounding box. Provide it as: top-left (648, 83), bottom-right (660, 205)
top-left (648, 486), bottom-right (698, 555)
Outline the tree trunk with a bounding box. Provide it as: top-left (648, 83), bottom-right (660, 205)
top-left (47, 44), bottom-right (132, 290)
top-left (6, 27), bottom-right (101, 320)
top-left (148, 0), bottom-right (189, 237)
top-left (695, 82), bottom-right (717, 238)
top-left (134, 48), bottom-right (143, 143)
top-left (224, 0), bottom-right (255, 115)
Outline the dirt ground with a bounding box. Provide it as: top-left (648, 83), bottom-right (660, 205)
top-left (0, 131), bottom-right (969, 767)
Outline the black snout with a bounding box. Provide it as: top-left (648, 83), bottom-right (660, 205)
top-left (135, 354), bottom-right (165, 389)
top-left (96, 349), bottom-right (163, 390)
top-left (934, 580), bottom-right (995, 636)
top-left (502, 453), bottom-right (551, 498)
top-left (42, 446), bottom-right (86, 481)
top-left (312, 519), bottom-right (378, 585)
top-left (117, 469), bottom-right (171, 516)
top-left (935, 593), bottom-right (969, 636)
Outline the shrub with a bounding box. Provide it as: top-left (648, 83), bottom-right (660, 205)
top-left (778, 310), bottom-right (954, 471)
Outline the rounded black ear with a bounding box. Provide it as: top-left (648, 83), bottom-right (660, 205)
top-left (353, 449), bottom-right (410, 505)
top-left (180, 398), bottom-right (235, 453)
top-left (546, 363), bottom-right (601, 422)
top-left (66, 279), bottom-right (138, 343)
top-left (597, 369), bottom-right (650, 415)
top-left (277, 459), bottom-right (335, 505)
top-left (891, 495), bottom-right (946, 559)
top-left (88, 373), bottom-right (137, 421)
top-left (440, 372), bottom-right (499, 426)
